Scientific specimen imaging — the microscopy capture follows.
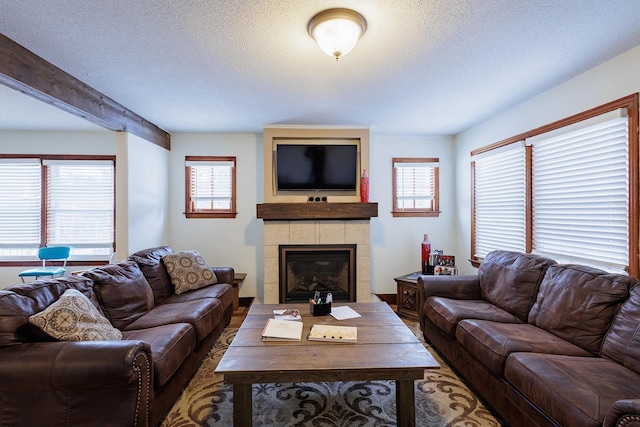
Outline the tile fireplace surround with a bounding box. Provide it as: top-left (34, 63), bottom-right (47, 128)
top-left (263, 220), bottom-right (371, 304)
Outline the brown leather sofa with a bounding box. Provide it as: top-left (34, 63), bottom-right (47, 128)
top-left (419, 250), bottom-right (640, 427)
top-left (0, 246), bottom-right (233, 427)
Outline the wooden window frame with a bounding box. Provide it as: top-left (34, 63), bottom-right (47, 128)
top-left (185, 155), bottom-right (237, 219)
top-left (392, 157), bottom-right (440, 217)
top-left (470, 93), bottom-right (639, 276)
top-left (0, 154), bottom-right (116, 267)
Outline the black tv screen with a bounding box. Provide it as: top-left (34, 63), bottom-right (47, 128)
top-left (276, 144), bottom-right (358, 192)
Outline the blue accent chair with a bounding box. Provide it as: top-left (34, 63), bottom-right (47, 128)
top-left (18, 246), bottom-right (71, 283)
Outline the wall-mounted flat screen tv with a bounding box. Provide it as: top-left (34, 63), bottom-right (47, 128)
top-left (275, 144), bottom-right (358, 192)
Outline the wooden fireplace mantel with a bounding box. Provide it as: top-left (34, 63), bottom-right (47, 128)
top-left (256, 203), bottom-right (378, 221)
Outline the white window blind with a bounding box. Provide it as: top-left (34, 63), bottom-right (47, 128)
top-left (44, 160), bottom-right (114, 258)
top-left (530, 113), bottom-right (629, 271)
top-left (0, 159), bottom-right (41, 257)
top-left (473, 143), bottom-right (526, 258)
top-left (393, 161), bottom-right (438, 211)
top-left (187, 160), bottom-right (234, 211)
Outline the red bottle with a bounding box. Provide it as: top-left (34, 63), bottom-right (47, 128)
top-left (360, 169), bottom-right (369, 203)
top-left (421, 234), bottom-right (431, 274)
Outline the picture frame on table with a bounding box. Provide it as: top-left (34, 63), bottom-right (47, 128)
top-left (436, 255), bottom-right (456, 267)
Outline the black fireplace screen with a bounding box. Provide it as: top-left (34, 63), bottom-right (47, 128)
top-left (279, 244), bottom-right (356, 303)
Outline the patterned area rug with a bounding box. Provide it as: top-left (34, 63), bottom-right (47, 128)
top-left (161, 322), bottom-right (503, 426)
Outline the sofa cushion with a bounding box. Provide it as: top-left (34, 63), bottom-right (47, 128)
top-left (84, 261), bottom-right (155, 330)
top-left (123, 298), bottom-right (222, 341)
top-left (602, 283), bottom-right (640, 374)
top-left (478, 250), bottom-right (557, 322)
top-left (425, 296), bottom-right (521, 337)
top-left (456, 319), bottom-right (591, 376)
top-left (122, 323), bottom-right (196, 387)
top-left (528, 264), bottom-right (632, 354)
top-left (505, 353), bottom-right (640, 427)
top-left (0, 276), bottom-right (99, 347)
top-left (29, 289), bottom-right (122, 341)
top-left (162, 251), bottom-right (217, 295)
top-left (128, 246), bottom-right (175, 305)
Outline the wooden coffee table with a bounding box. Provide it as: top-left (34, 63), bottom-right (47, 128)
top-left (215, 301), bottom-right (439, 427)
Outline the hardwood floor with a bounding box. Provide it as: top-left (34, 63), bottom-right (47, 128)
top-left (229, 311), bottom-right (247, 328)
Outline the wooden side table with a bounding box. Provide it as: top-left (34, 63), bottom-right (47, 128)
top-left (232, 273), bottom-right (247, 316)
top-left (394, 271), bottom-right (422, 321)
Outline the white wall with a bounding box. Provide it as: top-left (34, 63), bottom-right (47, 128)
top-left (454, 44), bottom-right (640, 269)
top-left (370, 135), bottom-right (457, 292)
top-left (116, 132), bottom-right (170, 258)
top-left (0, 130), bottom-right (114, 154)
top-left (168, 133), bottom-right (263, 299)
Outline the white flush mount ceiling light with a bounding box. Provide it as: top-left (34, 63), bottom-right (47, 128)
top-left (308, 8), bottom-right (367, 61)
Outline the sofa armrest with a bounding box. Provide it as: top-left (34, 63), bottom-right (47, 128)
top-left (604, 399), bottom-right (640, 427)
top-left (0, 340), bottom-right (153, 426)
top-left (211, 266), bottom-right (234, 284)
top-left (417, 275), bottom-right (481, 329)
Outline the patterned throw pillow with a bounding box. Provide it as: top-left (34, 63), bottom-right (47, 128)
top-left (29, 289), bottom-right (122, 341)
top-left (162, 250), bottom-right (218, 295)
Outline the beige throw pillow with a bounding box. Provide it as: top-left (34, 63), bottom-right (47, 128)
top-left (29, 289), bottom-right (122, 341)
top-left (162, 250), bottom-right (218, 295)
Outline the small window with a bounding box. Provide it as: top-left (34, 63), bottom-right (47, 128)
top-left (472, 143), bottom-right (527, 258)
top-left (185, 156), bottom-right (237, 218)
top-left (392, 158), bottom-right (440, 217)
top-left (44, 159), bottom-right (115, 259)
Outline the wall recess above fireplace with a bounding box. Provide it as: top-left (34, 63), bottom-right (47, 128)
top-left (263, 125), bottom-right (370, 204)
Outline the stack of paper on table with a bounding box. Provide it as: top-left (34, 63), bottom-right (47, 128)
top-left (330, 306), bottom-right (361, 320)
top-left (262, 318), bottom-right (303, 341)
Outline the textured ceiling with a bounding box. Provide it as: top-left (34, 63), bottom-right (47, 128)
top-left (2, 0), bottom-right (640, 135)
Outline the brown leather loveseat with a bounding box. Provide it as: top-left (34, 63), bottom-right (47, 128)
top-left (0, 246), bottom-right (233, 426)
top-left (419, 250), bottom-right (640, 427)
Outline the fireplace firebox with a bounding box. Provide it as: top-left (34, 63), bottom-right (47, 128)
top-left (279, 244), bottom-right (356, 303)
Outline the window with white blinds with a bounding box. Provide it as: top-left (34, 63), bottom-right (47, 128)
top-left (529, 112), bottom-right (629, 271)
top-left (471, 97), bottom-right (636, 275)
top-left (44, 160), bottom-right (115, 259)
top-left (185, 157), bottom-right (237, 218)
top-left (0, 157), bottom-right (115, 261)
top-left (0, 159), bottom-right (41, 257)
top-left (392, 158), bottom-right (440, 217)
top-left (472, 144), bottom-right (526, 258)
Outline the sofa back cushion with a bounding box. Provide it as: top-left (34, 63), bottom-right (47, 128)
top-left (478, 251), bottom-right (557, 322)
top-left (84, 261), bottom-right (154, 330)
top-left (529, 264), bottom-right (632, 354)
top-left (0, 275), bottom-right (98, 347)
top-left (128, 246), bottom-right (175, 305)
top-left (602, 283), bottom-right (640, 373)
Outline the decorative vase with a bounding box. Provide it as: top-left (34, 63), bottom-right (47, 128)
top-left (360, 169), bottom-right (369, 203)
top-left (421, 234), bottom-right (431, 274)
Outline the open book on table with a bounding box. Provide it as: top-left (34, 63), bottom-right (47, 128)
top-left (308, 324), bottom-right (357, 343)
top-left (262, 318), bottom-right (304, 341)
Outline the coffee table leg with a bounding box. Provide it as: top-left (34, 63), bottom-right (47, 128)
top-left (233, 383), bottom-right (252, 427)
top-left (396, 379), bottom-right (416, 427)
